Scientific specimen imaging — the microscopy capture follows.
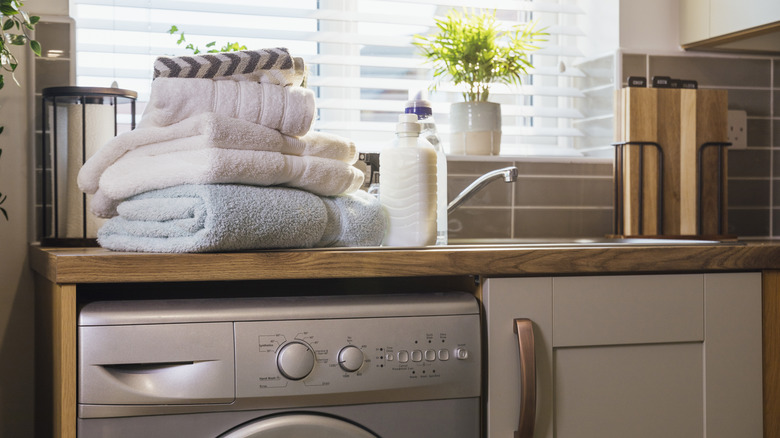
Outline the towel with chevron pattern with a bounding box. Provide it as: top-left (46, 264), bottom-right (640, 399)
top-left (153, 47), bottom-right (305, 86)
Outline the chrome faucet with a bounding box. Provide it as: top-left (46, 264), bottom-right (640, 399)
top-left (447, 166), bottom-right (519, 214)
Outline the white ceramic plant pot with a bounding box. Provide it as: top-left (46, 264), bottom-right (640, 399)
top-left (449, 101), bottom-right (502, 155)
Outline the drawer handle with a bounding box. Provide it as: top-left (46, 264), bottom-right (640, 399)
top-left (514, 318), bottom-right (536, 438)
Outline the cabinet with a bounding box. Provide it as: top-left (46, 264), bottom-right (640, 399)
top-left (680, 0), bottom-right (780, 52)
top-left (483, 273), bottom-right (763, 438)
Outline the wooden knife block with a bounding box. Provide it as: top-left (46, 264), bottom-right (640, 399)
top-left (614, 87), bottom-right (729, 237)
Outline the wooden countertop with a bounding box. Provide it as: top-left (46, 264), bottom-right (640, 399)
top-left (29, 241), bottom-right (780, 284)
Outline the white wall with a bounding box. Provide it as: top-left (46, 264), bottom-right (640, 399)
top-left (0, 1), bottom-right (67, 436)
top-left (619, 0), bottom-right (684, 53)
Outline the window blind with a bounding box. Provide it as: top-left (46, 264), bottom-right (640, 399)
top-left (71, 0), bottom-right (587, 155)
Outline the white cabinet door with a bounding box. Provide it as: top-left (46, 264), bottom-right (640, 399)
top-left (710, 0), bottom-right (780, 38)
top-left (483, 273), bottom-right (762, 438)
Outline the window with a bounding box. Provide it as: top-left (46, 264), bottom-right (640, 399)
top-left (71, 0), bottom-right (587, 155)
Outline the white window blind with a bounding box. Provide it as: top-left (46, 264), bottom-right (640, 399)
top-left (71, 0), bottom-right (587, 155)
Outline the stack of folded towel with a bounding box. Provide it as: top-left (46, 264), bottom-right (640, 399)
top-left (78, 48), bottom-right (386, 253)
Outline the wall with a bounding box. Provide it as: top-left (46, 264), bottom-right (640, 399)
top-left (622, 53), bottom-right (779, 237)
top-left (0, 1), bottom-right (67, 437)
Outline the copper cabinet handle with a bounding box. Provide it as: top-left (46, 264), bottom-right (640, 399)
top-left (514, 318), bottom-right (536, 438)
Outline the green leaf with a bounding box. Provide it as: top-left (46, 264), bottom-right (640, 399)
top-left (0, 206), bottom-right (7, 221)
top-left (29, 15), bottom-right (39, 25)
top-left (2, 18), bottom-right (14, 30)
top-left (168, 25), bottom-right (178, 34)
top-left (0, 125), bottom-right (3, 135)
top-left (0, 5), bottom-right (17, 15)
top-left (0, 75), bottom-right (4, 90)
top-left (29, 39), bottom-right (40, 56)
top-left (205, 41), bottom-right (216, 48)
top-left (10, 34), bottom-right (25, 45)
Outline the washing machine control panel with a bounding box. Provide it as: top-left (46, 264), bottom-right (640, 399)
top-left (234, 313), bottom-right (480, 402)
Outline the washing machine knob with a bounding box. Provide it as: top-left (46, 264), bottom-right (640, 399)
top-left (338, 345), bottom-right (364, 372)
top-left (277, 341), bottom-right (315, 380)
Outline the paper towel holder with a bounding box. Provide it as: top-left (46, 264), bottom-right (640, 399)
top-left (40, 86), bottom-right (137, 247)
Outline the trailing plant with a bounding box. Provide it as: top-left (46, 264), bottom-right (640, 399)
top-left (0, 149), bottom-right (7, 221)
top-left (0, 0), bottom-right (40, 221)
top-left (168, 25), bottom-right (247, 54)
top-left (413, 8), bottom-right (547, 102)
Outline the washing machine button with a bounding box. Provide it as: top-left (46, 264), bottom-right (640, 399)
top-left (338, 345), bottom-right (364, 372)
top-left (398, 350), bottom-right (409, 363)
top-left (277, 341), bottom-right (315, 380)
top-left (424, 349), bottom-right (436, 361)
top-left (438, 349), bottom-right (450, 361)
top-left (455, 347), bottom-right (469, 360)
top-left (411, 350), bottom-right (423, 362)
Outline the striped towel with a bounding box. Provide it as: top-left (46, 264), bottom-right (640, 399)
top-left (153, 47), bottom-right (305, 86)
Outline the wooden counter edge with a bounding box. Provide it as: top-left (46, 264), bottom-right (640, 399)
top-left (29, 242), bottom-right (780, 284)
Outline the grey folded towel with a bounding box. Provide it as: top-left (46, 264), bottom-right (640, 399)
top-left (153, 47), bottom-right (305, 87)
top-left (97, 184), bottom-right (386, 253)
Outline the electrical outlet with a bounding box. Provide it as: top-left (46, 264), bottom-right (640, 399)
top-left (727, 110), bottom-right (747, 149)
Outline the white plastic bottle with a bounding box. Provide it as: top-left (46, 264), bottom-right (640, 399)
top-left (380, 113), bottom-right (437, 247)
top-left (405, 90), bottom-right (448, 245)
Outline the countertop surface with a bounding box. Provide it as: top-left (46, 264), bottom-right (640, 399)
top-left (30, 240), bottom-right (780, 284)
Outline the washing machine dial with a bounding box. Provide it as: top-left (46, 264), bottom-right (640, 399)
top-left (338, 345), bottom-right (364, 372)
top-left (276, 341), bottom-right (315, 380)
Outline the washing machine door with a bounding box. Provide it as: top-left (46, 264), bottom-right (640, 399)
top-left (219, 413), bottom-right (380, 438)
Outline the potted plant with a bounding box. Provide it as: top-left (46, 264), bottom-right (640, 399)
top-left (413, 8), bottom-right (546, 155)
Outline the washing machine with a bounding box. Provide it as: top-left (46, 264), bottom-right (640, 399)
top-left (77, 291), bottom-right (481, 437)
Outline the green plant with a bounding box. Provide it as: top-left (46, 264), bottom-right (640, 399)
top-left (413, 8), bottom-right (547, 102)
top-left (0, 0), bottom-right (40, 221)
top-left (1, 0), bottom-right (40, 91)
top-left (168, 25), bottom-right (247, 54)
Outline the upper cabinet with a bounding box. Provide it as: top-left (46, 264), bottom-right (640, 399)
top-left (680, 0), bottom-right (780, 54)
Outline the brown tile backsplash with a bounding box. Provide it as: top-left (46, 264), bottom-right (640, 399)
top-left (649, 56), bottom-right (771, 88)
top-left (728, 179), bottom-right (770, 207)
top-left (728, 149), bottom-right (772, 178)
top-left (727, 89), bottom-right (771, 117)
top-left (513, 208), bottom-right (613, 239)
top-left (448, 208), bottom-right (512, 239)
top-left (515, 177), bottom-right (612, 207)
top-left (747, 119), bottom-right (772, 147)
top-left (728, 209), bottom-right (770, 237)
top-left (446, 158), bottom-right (614, 240)
top-left (450, 52), bottom-right (778, 241)
top-left (622, 54), bottom-right (647, 83)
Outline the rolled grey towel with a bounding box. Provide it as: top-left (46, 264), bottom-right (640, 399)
top-left (97, 184), bottom-right (386, 253)
top-left (153, 47), bottom-right (305, 87)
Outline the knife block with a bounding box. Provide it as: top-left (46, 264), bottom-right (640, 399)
top-left (613, 87), bottom-right (729, 238)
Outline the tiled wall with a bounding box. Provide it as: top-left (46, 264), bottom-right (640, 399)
top-left (446, 157), bottom-right (614, 241)
top-left (450, 52), bottom-right (779, 241)
top-left (622, 53), bottom-right (778, 239)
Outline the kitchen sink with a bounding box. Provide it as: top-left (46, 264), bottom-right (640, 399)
top-left (446, 237), bottom-right (732, 247)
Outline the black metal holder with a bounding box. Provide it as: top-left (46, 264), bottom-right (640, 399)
top-left (697, 142), bottom-right (731, 236)
top-left (41, 86), bottom-right (137, 246)
top-left (611, 141), bottom-right (665, 236)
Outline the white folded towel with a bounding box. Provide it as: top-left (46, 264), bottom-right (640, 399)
top-left (92, 148), bottom-right (364, 217)
top-left (138, 78), bottom-right (315, 136)
top-left (153, 48), bottom-right (305, 87)
top-left (77, 113), bottom-right (358, 195)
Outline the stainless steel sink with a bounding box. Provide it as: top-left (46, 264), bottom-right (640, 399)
top-left (446, 237), bottom-right (729, 247)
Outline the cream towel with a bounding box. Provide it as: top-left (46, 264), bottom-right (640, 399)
top-left (77, 113), bottom-right (358, 194)
top-left (138, 78), bottom-right (315, 136)
top-left (92, 148), bottom-right (364, 217)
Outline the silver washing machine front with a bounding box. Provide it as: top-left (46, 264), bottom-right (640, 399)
top-left (220, 413), bottom-right (378, 437)
top-left (77, 292), bottom-right (481, 437)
